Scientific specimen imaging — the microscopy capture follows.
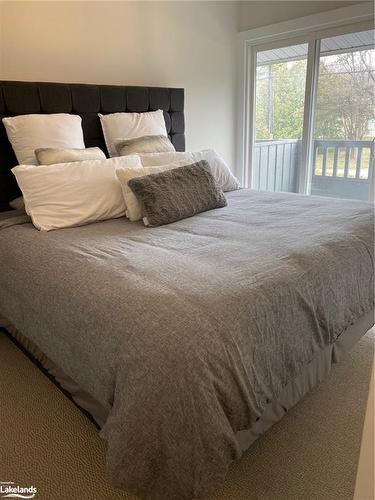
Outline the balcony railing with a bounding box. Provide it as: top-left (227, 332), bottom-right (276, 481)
top-left (254, 140), bottom-right (300, 193)
top-left (311, 140), bottom-right (373, 200)
top-left (253, 139), bottom-right (374, 201)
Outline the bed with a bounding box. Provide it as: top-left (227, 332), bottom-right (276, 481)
top-left (0, 81), bottom-right (374, 500)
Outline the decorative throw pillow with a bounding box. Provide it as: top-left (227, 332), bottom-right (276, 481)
top-left (9, 196), bottom-right (25, 211)
top-left (139, 149), bottom-right (240, 192)
top-left (11, 155), bottom-right (141, 231)
top-left (115, 160), bottom-right (188, 221)
top-left (98, 110), bottom-right (167, 157)
top-left (2, 113), bottom-right (85, 165)
top-left (35, 147), bottom-right (106, 166)
top-left (115, 135), bottom-right (175, 156)
top-left (128, 160), bottom-right (227, 227)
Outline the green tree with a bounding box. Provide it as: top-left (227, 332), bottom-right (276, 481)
top-left (315, 50), bottom-right (374, 140)
top-left (256, 60), bottom-right (307, 140)
top-left (256, 49), bottom-right (375, 141)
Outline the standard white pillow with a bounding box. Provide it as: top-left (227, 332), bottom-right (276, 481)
top-left (116, 160), bottom-right (188, 221)
top-left (139, 149), bottom-right (240, 192)
top-left (99, 110), bottom-right (167, 158)
top-left (11, 156), bottom-right (141, 231)
top-left (3, 114), bottom-right (85, 165)
top-left (10, 147), bottom-right (108, 213)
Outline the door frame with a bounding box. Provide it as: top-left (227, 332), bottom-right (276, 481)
top-left (237, 3), bottom-right (374, 190)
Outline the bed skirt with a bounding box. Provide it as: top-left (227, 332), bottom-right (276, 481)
top-left (1, 311), bottom-right (374, 448)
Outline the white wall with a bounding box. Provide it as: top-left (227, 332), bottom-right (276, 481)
top-left (0, 3), bottom-right (3, 77)
top-left (238, 1), bottom-right (368, 32)
top-left (0, 1), bottom-right (238, 166)
top-left (0, 1), bottom-right (369, 170)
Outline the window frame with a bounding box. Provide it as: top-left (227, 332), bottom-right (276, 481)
top-left (237, 3), bottom-right (374, 195)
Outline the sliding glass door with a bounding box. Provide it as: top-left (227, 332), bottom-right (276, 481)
top-left (248, 26), bottom-right (374, 201)
top-left (311, 30), bottom-right (374, 200)
top-left (254, 42), bottom-right (308, 193)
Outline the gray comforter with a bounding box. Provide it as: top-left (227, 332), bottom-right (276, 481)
top-left (0, 190), bottom-right (373, 499)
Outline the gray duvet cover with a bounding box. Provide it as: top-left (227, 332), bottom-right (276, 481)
top-left (0, 189), bottom-right (373, 499)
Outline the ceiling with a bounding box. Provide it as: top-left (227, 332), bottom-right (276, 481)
top-left (257, 29), bottom-right (374, 65)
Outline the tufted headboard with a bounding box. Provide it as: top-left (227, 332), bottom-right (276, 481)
top-left (0, 81), bottom-right (185, 211)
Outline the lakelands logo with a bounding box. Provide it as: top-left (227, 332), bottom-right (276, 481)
top-left (0, 482), bottom-right (37, 499)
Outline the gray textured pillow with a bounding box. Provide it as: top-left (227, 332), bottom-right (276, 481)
top-left (9, 196), bottom-right (25, 211)
top-left (128, 160), bottom-right (227, 227)
top-left (35, 147), bottom-right (106, 165)
top-left (115, 135), bottom-right (175, 156)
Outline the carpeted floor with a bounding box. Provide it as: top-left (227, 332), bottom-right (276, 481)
top-left (0, 329), bottom-right (373, 500)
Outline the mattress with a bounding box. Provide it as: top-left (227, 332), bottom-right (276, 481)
top-left (0, 189), bottom-right (373, 499)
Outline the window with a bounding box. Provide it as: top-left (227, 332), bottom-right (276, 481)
top-left (254, 43), bottom-right (308, 192)
top-left (311, 31), bottom-right (374, 200)
top-left (240, 5), bottom-right (374, 202)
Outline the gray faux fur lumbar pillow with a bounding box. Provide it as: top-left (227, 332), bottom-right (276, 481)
top-left (127, 160), bottom-right (227, 227)
top-left (115, 135), bottom-right (175, 156)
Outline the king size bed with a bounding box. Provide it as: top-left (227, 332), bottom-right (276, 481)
top-left (0, 81), bottom-right (374, 500)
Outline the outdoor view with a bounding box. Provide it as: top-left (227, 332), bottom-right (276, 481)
top-left (254, 30), bottom-right (375, 200)
top-left (256, 59), bottom-right (307, 142)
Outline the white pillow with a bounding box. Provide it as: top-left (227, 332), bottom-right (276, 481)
top-left (11, 156), bottom-right (141, 231)
top-left (10, 147), bottom-right (108, 214)
top-left (116, 160), bottom-right (188, 221)
top-left (139, 150), bottom-right (240, 192)
top-left (3, 114), bottom-right (85, 165)
top-left (99, 110), bottom-right (167, 158)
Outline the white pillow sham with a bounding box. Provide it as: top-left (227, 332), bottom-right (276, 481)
top-left (3, 113), bottom-right (85, 165)
top-left (139, 149), bottom-right (240, 192)
top-left (11, 156), bottom-right (141, 231)
top-left (116, 160), bottom-right (188, 221)
top-left (10, 147), bottom-right (107, 213)
top-left (99, 110), bottom-right (167, 158)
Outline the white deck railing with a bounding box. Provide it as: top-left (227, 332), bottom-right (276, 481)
top-left (253, 139), bottom-right (374, 200)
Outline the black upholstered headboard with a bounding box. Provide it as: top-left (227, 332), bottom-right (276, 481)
top-left (0, 81), bottom-right (185, 211)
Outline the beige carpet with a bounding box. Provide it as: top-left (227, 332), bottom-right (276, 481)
top-left (0, 329), bottom-right (373, 500)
